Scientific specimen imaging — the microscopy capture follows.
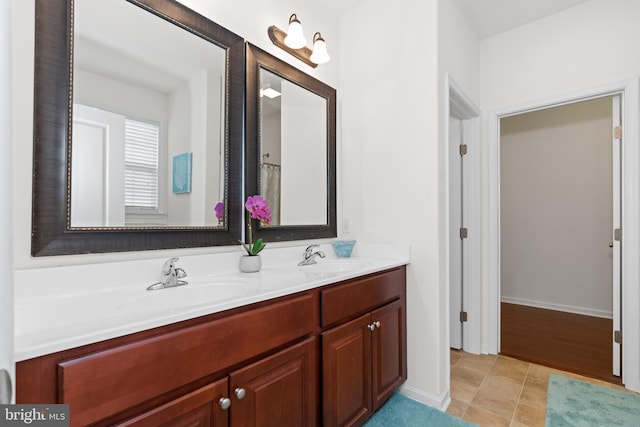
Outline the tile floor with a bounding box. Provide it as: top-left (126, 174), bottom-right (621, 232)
top-left (447, 349), bottom-right (632, 427)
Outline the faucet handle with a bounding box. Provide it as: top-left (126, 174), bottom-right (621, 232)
top-left (304, 245), bottom-right (319, 257)
top-left (162, 257), bottom-right (180, 275)
top-left (175, 268), bottom-right (187, 279)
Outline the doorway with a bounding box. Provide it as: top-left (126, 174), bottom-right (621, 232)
top-left (498, 96), bottom-right (621, 383)
top-left (447, 76), bottom-right (481, 354)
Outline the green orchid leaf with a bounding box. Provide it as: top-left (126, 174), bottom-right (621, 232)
top-left (250, 238), bottom-right (265, 256)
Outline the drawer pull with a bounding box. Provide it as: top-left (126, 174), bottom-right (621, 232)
top-left (235, 387), bottom-right (246, 400)
top-left (219, 397), bottom-right (231, 410)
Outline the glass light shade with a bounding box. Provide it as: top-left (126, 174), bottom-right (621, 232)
top-left (310, 36), bottom-right (330, 64)
top-left (284, 16), bottom-right (306, 49)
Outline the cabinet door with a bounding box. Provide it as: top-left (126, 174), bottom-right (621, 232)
top-left (322, 313), bottom-right (372, 427)
top-left (229, 337), bottom-right (317, 427)
top-left (371, 299), bottom-right (406, 411)
top-left (116, 378), bottom-right (229, 427)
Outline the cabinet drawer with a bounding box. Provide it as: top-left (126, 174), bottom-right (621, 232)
top-left (58, 293), bottom-right (316, 426)
top-left (320, 267), bottom-right (405, 328)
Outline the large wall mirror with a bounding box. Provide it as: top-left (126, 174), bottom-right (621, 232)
top-left (32, 0), bottom-right (244, 256)
top-left (245, 43), bottom-right (337, 242)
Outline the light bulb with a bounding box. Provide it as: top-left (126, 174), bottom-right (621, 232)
top-left (284, 14), bottom-right (306, 49)
top-left (310, 32), bottom-right (330, 64)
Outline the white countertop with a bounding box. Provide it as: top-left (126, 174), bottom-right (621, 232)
top-left (15, 243), bottom-right (410, 361)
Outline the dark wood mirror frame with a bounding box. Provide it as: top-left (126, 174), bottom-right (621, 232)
top-left (245, 43), bottom-right (337, 243)
top-left (32, 0), bottom-right (245, 256)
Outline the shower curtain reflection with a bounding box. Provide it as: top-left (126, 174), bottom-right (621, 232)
top-left (261, 163), bottom-right (281, 225)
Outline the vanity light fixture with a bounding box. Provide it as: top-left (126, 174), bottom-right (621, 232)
top-left (283, 14), bottom-right (306, 49)
top-left (309, 32), bottom-right (330, 65)
top-left (268, 14), bottom-right (330, 68)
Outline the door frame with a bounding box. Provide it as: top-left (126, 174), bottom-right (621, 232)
top-left (445, 75), bottom-right (482, 355)
top-left (0, 0), bottom-right (14, 404)
top-left (487, 78), bottom-right (640, 392)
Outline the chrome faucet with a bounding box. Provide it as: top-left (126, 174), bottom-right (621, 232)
top-left (298, 245), bottom-right (326, 266)
top-left (147, 257), bottom-right (188, 290)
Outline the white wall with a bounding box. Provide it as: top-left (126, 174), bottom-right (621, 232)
top-left (500, 98), bottom-right (613, 317)
top-left (480, 0), bottom-right (640, 109)
top-left (338, 0), bottom-right (477, 407)
top-left (177, 0), bottom-right (339, 89)
top-left (437, 0), bottom-right (481, 403)
top-left (480, 0), bottom-right (640, 391)
top-left (280, 79), bottom-right (326, 225)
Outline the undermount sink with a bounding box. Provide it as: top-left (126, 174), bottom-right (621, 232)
top-left (298, 259), bottom-right (368, 275)
top-left (121, 279), bottom-right (258, 312)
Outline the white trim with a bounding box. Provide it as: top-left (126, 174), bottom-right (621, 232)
top-left (612, 94), bottom-right (622, 376)
top-left (446, 75), bottom-right (482, 356)
top-left (500, 296), bottom-right (613, 319)
top-left (449, 78), bottom-right (481, 119)
top-left (0, 0), bottom-right (14, 403)
top-left (487, 78), bottom-right (640, 392)
top-left (399, 383), bottom-right (450, 411)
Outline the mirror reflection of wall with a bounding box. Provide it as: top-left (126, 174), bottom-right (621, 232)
top-left (71, 0), bottom-right (226, 228)
top-left (259, 67), bottom-right (327, 226)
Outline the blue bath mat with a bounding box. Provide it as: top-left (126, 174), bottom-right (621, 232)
top-left (546, 374), bottom-right (640, 426)
top-left (364, 393), bottom-right (477, 426)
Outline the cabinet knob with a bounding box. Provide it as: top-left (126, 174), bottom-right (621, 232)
top-left (219, 397), bottom-right (231, 410)
top-left (368, 323), bottom-right (376, 331)
top-left (234, 387), bottom-right (246, 400)
top-left (373, 321), bottom-right (381, 328)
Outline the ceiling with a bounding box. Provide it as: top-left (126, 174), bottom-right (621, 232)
top-left (458, 0), bottom-right (594, 39)
top-left (324, 0), bottom-right (594, 40)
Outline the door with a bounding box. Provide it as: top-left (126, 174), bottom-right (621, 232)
top-left (449, 116), bottom-right (463, 349)
top-left (116, 379), bottom-right (229, 427)
top-left (371, 300), bottom-right (406, 411)
top-left (322, 314), bottom-right (372, 427)
top-left (0, 0), bottom-right (14, 405)
top-left (230, 337), bottom-right (317, 427)
top-left (71, 104), bottom-right (126, 227)
top-left (612, 95), bottom-right (622, 377)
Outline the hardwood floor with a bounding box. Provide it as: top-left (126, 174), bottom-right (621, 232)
top-left (500, 302), bottom-right (621, 385)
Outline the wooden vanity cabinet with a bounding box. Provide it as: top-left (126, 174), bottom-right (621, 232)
top-left (18, 292), bottom-right (318, 427)
top-left (320, 268), bottom-right (406, 427)
top-left (16, 266), bottom-right (406, 427)
top-left (118, 337), bottom-right (317, 427)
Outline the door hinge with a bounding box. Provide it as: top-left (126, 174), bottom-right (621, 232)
top-left (460, 311), bottom-right (468, 323)
top-left (614, 228), bottom-right (622, 241)
top-left (614, 330), bottom-right (622, 344)
top-left (614, 126), bottom-right (622, 140)
top-left (459, 144), bottom-right (468, 156)
top-left (460, 227), bottom-right (468, 239)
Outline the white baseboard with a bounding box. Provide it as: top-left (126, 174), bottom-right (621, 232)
top-left (399, 383), bottom-right (450, 411)
top-left (501, 296), bottom-right (613, 319)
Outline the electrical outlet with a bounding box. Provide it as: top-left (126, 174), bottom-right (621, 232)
top-left (343, 218), bottom-right (351, 233)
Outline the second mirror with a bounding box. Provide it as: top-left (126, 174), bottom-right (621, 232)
top-left (246, 43), bottom-right (336, 242)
